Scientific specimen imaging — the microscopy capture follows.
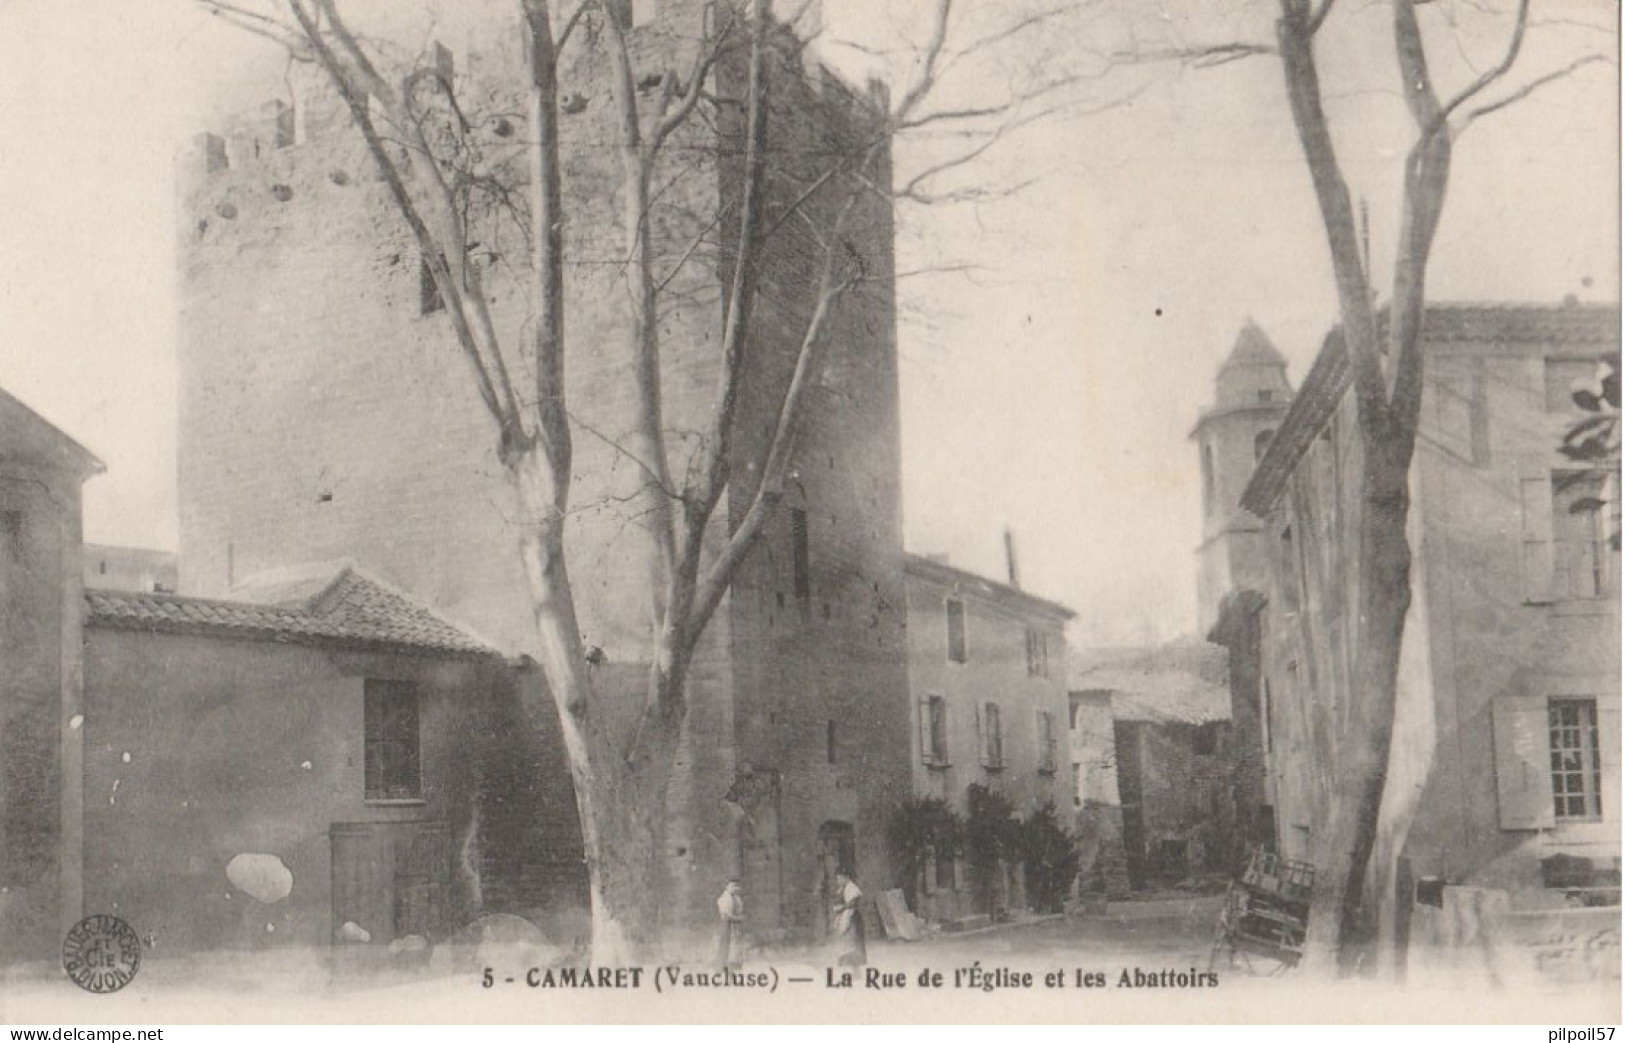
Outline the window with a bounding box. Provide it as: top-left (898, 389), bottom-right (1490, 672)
top-left (979, 702), bottom-right (1003, 769)
top-left (920, 695), bottom-right (948, 766)
top-left (826, 719), bottom-right (838, 765)
top-left (364, 680), bottom-right (421, 801)
top-left (1, 510), bottom-right (21, 562)
top-left (1261, 678), bottom-right (1274, 757)
top-left (1037, 711), bottom-right (1057, 773)
top-left (1258, 389), bottom-right (1273, 404)
top-left (1072, 762), bottom-right (1083, 807)
top-left (791, 508), bottom-right (811, 603)
top-left (1025, 627), bottom-right (1049, 678)
top-left (945, 598), bottom-right (967, 663)
top-left (1545, 357), bottom-right (1602, 412)
top-left (1549, 698), bottom-right (1603, 821)
top-left (1254, 429), bottom-right (1274, 463)
top-left (420, 258), bottom-right (445, 315)
top-left (1193, 721), bottom-right (1219, 756)
top-left (1552, 471), bottom-right (1618, 600)
top-left (1432, 359), bottom-right (1489, 465)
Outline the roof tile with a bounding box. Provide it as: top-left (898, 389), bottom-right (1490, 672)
top-left (86, 563), bottom-right (495, 657)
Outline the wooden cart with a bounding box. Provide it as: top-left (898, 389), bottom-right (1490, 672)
top-left (1209, 848), bottom-right (1315, 975)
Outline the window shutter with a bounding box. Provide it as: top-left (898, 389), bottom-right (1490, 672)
top-left (1493, 696), bottom-right (1555, 830)
top-left (1520, 477), bottom-right (1557, 603)
top-left (919, 698), bottom-right (933, 764)
top-left (975, 703), bottom-right (986, 767)
top-left (1600, 700), bottom-right (1622, 824)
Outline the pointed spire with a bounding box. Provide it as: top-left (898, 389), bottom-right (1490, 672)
top-left (1222, 319), bottom-right (1287, 370)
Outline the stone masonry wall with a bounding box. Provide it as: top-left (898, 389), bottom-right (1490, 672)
top-left (175, 3), bottom-right (908, 940)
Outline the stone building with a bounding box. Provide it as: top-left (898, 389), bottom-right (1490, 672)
top-left (0, 386), bottom-right (101, 959)
top-left (1073, 642), bottom-right (1234, 890)
top-left (0, 386), bottom-right (541, 963)
top-left (1066, 689), bottom-right (1127, 896)
top-left (1190, 324), bottom-right (1292, 859)
top-left (1193, 321), bottom-right (1294, 637)
top-left (1215, 302), bottom-right (1621, 916)
top-left (174, 2), bottom-right (909, 942)
top-left (902, 552), bottom-right (1074, 923)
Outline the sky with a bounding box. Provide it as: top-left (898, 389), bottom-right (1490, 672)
top-left (0, 0), bottom-right (1616, 645)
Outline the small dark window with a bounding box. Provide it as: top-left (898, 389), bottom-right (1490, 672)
top-left (420, 258), bottom-right (445, 315)
top-left (1025, 627), bottom-right (1049, 677)
top-left (791, 508), bottom-right (811, 602)
top-left (1194, 722), bottom-right (1219, 756)
top-left (921, 695), bottom-right (948, 765)
top-left (1037, 711), bottom-right (1057, 773)
top-left (365, 680), bottom-right (421, 800)
top-left (1, 511), bottom-right (21, 563)
top-left (826, 719), bottom-right (838, 765)
top-left (1262, 678), bottom-right (1274, 756)
top-left (946, 598), bottom-right (967, 663)
top-left (1258, 389), bottom-right (1273, 403)
top-left (980, 702), bottom-right (1003, 769)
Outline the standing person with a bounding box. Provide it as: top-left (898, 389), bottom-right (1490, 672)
top-left (715, 879), bottom-right (745, 970)
top-left (831, 869), bottom-right (866, 967)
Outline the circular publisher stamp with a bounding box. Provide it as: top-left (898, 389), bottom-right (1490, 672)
top-left (62, 914), bottom-right (142, 994)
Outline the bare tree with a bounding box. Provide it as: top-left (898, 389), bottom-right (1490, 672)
top-left (197, 0), bottom-right (1087, 962)
top-left (1131, 0), bottom-right (1613, 972)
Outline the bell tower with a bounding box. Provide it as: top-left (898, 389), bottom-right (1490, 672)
top-left (1192, 320), bottom-right (1292, 634)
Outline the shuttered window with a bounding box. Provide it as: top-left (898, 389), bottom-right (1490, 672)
top-left (920, 695), bottom-right (948, 765)
top-left (1553, 472), bottom-right (1618, 600)
top-left (978, 702), bottom-right (1003, 769)
top-left (1495, 693), bottom-right (1621, 830)
top-left (1037, 710), bottom-right (1057, 773)
top-left (945, 599), bottom-right (967, 663)
top-left (1025, 627), bottom-right (1049, 678)
top-left (1519, 476), bottom-right (1557, 603)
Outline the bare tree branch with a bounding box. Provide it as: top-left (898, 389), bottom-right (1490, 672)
top-left (1426, 0), bottom-right (1530, 138)
top-left (1114, 41), bottom-right (1276, 68)
top-left (198, 0), bottom-right (311, 57)
top-left (1460, 53), bottom-right (1614, 126)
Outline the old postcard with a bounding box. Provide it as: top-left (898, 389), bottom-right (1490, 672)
top-left (0, 0), bottom-right (1618, 1027)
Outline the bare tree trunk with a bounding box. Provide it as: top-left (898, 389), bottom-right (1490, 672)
top-left (1276, 0), bottom-right (1426, 973)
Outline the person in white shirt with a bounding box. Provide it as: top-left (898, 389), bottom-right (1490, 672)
top-left (715, 879), bottom-right (745, 970)
top-left (831, 870), bottom-right (866, 966)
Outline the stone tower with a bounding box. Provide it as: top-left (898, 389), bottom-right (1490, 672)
top-left (1192, 321), bottom-right (1292, 634)
top-left (174, 3), bottom-right (911, 941)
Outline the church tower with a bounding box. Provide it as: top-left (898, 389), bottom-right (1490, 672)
top-left (1192, 321), bottom-right (1292, 634)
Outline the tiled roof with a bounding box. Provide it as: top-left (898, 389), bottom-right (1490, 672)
top-left (85, 562), bottom-right (496, 657)
top-left (904, 553), bottom-right (1075, 622)
top-left (1409, 302), bottom-right (1620, 344)
top-left (1242, 302), bottom-right (1621, 515)
top-left (1069, 639), bottom-right (1231, 725)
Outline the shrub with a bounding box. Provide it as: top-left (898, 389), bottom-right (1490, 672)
top-left (1019, 801), bottom-right (1081, 914)
top-left (885, 797), bottom-right (963, 910)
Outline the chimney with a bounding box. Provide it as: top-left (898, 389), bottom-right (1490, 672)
top-left (1003, 528), bottom-right (1021, 590)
